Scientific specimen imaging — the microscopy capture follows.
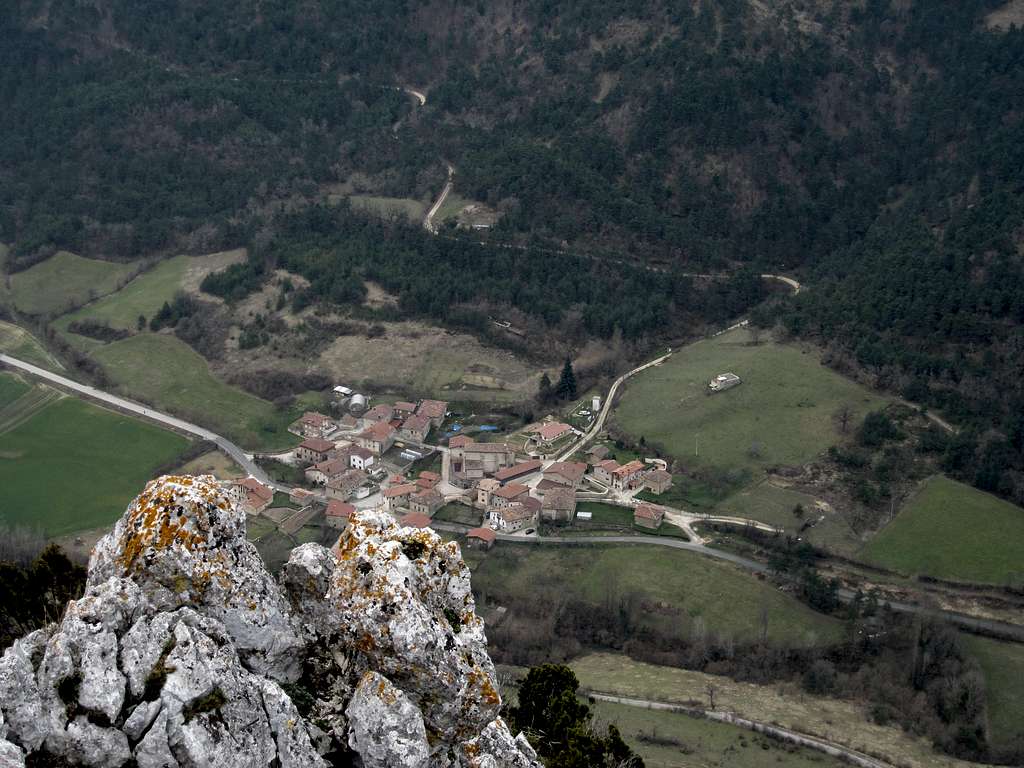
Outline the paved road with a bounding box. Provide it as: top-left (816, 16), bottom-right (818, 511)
top-left (0, 353), bottom-right (279, 490)
top-left (586, 692), bottom-right (890, 768)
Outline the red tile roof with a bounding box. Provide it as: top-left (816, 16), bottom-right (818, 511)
top-left (613, 460), bottom-right (646, 477)
top-left (417, 399), bottom-right (448, 419)
top-left (301, 411), bottom-right (333, 427)
top-left (645, 469), bottom-right (673, 483)
top-left (402, 413), bottom-right (431, 433)
top-left (360, 422), bottom-right (396, 442)
top-left (298, 437), bottom-right (335, 453)
top-left (365, 404), bottom-right (394, 420)
top-left (544, 461), bottom-right (587, 484)
top-left (419, 471), bottom-right (441, 481)
top-left (494, 483), bottom-right (530, 500)
top-left (310, 458), bottom-right (348, 477)
top-left (535, 422), bottom-right (571, 441)
top-left (399, 512), bottom-right (433, 529)
top-left (348, 446), bottom-right (374, 460)
top-left (449, 435), bottom-right (473, 448)
top-left (498, 503), bottom-right (536, 523)
top-left (596, 459), bottom-right (620, 472)
top-left (384, 483), bottom-right (418, 498)
top-left (326, 501), bottom-right (355, 519)
top-left (493, 460), bottom-right (543, 482)
top-left (238, 477), bottom-right (273, 503)
top-left (634, 503), bottom-right (665, 522)
top-left (542, 487), bottom-right (576, 510)
top-left (393, 401), bottom-right (417, 412)
top-left (467, 527), bottom-right (496, 543)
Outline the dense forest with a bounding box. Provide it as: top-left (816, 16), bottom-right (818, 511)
top-left (2, 1), bottom-right (1024, 477)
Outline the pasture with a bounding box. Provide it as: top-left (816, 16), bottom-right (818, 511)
top-left (861, 475), bottom-right (1024, 584)
top-left (0, 395), bottom-right (189, 536)
top-left (470, 543), bottom-right (842, 646)
top-left (614, 327), bottom-right (885, 474)
top-left (0, 372), bottom-right (30, 408)
top-left (348, 195), bottom-right (426, 222)
top-left (965, 635), bottom-right (1024, 750)
top-left (591, 700), bottom-right (849, 768)
top-left (572, 654), bottom-right (973, 768)
top-left (0, 321), bottom-right (65, 371)
top-left (91, 333), bottom-right (309, 451)
top-left (4, 251), bottom-right (136, 315)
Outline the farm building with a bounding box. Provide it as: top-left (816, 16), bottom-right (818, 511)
top-left (489, 501), bottom-right (537, 533)
top-left (709, 372), bottom-right (741, 392)
top-left (643, 469), bottom-right (674, 495)
top-left (466, 527), bottom-right (496, 550)
top-left (326, 501), bottom-right (355, 529)
top-left (541, 487), bottom-right (576, 523)
top-left (634, 503), bottom-right (666, 529)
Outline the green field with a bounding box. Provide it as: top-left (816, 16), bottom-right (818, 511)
top-left (90, 333), bottom-right (312, 450)
top-left (615, 327), bottom-right (885, 473)
top-left (965, 635), bottom-right (1024, 749)
top-left (0, 395), bottom-right (189, 536)
top-left (0, 320), bottom-right (65, 371)
top-left (5, 251), bottom-right (137, 315)
top-left (575, 501), bottom-right (690, 539)
top-left (56, 255), bottom-right (192, 332)
top-left (591, 700), bottom-right (848, 768)
top-left (715, 481), bottom-right (862, 555)
top-left (0, 372), bottom-right (30, 408)
top-left (862, 475), bottom-right (1024, 584)
top-left (348, 195), bottom-right (426, 222)
top-left (471, 544), bottom-right (841, 646)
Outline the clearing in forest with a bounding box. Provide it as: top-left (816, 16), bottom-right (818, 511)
top-left (3, 251), bottom-right (137, 316)
top-left (862, 474), bottom-right (1024, 585)
top-left (614, 327), bottom-right (886, 473)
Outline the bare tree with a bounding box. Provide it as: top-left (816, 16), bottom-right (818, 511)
top-left (705, 683), bottom-right (717, 710)
top-left (834, 403), bottom-right (853, 434)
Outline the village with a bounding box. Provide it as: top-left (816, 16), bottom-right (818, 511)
top-left (225, 384), bottom-right (688, 559)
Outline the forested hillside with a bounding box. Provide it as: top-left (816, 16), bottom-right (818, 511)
top-left (2, 0), bottom-right (1024, 469)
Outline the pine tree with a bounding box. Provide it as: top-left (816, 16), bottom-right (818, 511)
top-left (556, 358), bottom-right (577, 400)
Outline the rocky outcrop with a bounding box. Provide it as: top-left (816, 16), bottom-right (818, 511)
top-left (0, 475), bottom-right (540, 768)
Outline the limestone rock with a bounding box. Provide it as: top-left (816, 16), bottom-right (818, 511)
top-left (0, 476), bottom-right (540, 768)
top-left (88, 475), bottom-right (302, 682)
top-left (346, 671), bottom-right (430, 768)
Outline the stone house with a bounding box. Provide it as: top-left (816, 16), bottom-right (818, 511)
top-left (325, 469), bottom-right (366, 501)
top-left (489, 483), bottom-right (530, 509)
top-left (476, 478), bottom-right (501, 507)
top-left (393, 401), bottom-right (417, 419)
top-left (296, 437), bottom-right (335, 464)
top-left (383, 483), bottom-right (418, 511)
top-left (400, 413), bottom-right (432, 443)
top-left (489, 501), bottom-right (537, 533)
top-left (492, 460), bottom-right (544, 485)
top-left (466, 527), bottom-right (496, 550)
top-left (305, 457), bottom-right (349, 485)
top-left (634, 503), bottom-right (665, 529)
top-left (643, 469), bottom-right (673, 495)
top-left (232, 477), bottom-right (274, 514)
top-left (357, 422), bottom-right (397, 455)
top-left (541, 487), bottom-right (576, 523)
top-left (347, 446), bottom-right (375, 471)
top-left (416, 399), bottom-right (448, 429)
top-left (325, 500), bottom-right (355, 529)
top-left (542, 461), bottom-right (587, 489)
top-left (592, 459), bottom-right (620, 486)
top-left (363, 404), bottom-right (394, 425)
top-left (611, 460), bottom-right (647, 490)
top-left (409, 488), bottom-right (443, 517)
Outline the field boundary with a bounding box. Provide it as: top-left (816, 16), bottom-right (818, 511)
top-left (0, 386), bottom-right (60, 434)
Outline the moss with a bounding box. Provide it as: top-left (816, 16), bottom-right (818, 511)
top-left (182, 687), bottom-right (227, 723)
top-left (281, 682), bottom-right (316, 718)
top-left (443, 607), bottom-right (462, 633)
top-left (143, 638), bottom-right (177, 701)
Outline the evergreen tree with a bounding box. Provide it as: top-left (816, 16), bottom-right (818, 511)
top-left (556, 358), bottom-right (577, 401)
top-left (538, 372), bottom-right (553, 402)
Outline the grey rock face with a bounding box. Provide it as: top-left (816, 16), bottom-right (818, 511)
top-left (0, 475), bottom-right (540, 768)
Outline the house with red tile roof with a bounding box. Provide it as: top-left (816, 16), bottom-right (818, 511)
top-left (448, 434), bottom-right (473, 449)
top-left (416, 399), bottom-right (448, 428)
top-left (416, 471), bottom-right (441, 490)
top-left (489, 501), bottom-right (537, 533)
top-left (296, 437), bottom-right (335, 464)
top-left (304, 457), bottom-right (349, 485)
top-left (409, 488), bottom-right (444, 516)
top-left (363, 404), bottom-right (394, 424)
top-left (357, 422), bottom-right (397, 455)
top-left (234, 477), bottom-right (274, 514)
top-left (293, 411), bottom-right (335, 438)
top-left (541, 487), bottom-right (576, 522)
top-left (392, 401), bottom-right (417, 418)
top-left (399, 512), bottom-right (433, 529)
top-left (532, 421), bottom-right (573, 445)
top-left (383, 482), bottom-right (419, 511)
top-left (634, 503), bottom-right (665, 529)
top-left (490, 483), bottom-right (530, 509)
top-left (542, 461), bottom-right (587, 488)
top-left (466, 527), bottom-right (496, 550)
top-left (593, 459), bottom-right (621, 486)
top-left (612, 460), bottom-right (647, 490)
top-left (325, 469), bottom-right (366, 500)
top-left (400, 413), bottom-right (432, 442)
top-left (326, 501), bottom-right (355, 528)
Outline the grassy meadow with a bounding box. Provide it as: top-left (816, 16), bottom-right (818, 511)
top-left (0, 320), bottom-right (65, 371)
top-left (0, 395), bottom-right (189, 536)
top-left (0, 372), bottom-right (31, 408)
top-left (55, 255), bottom-right (192, 332)
top-left (4, 251), bottom-right (136, 315)
top-left (91, 333), bottom-right (310, 450)
top-left (862, 475), bottom-right (1024, 584)
top-left (572, 654), bottom-right (974, 768)
top-left (348, 194), bottom-right (426, 222)
top-left (615, 327), bottom-right (886, 473)
top-left (470, 543), bottom-right (842, 646)
top-left (591, 699), bottom-right (850, 768)
top-left (965, 635), bottom-right (1024, 750)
